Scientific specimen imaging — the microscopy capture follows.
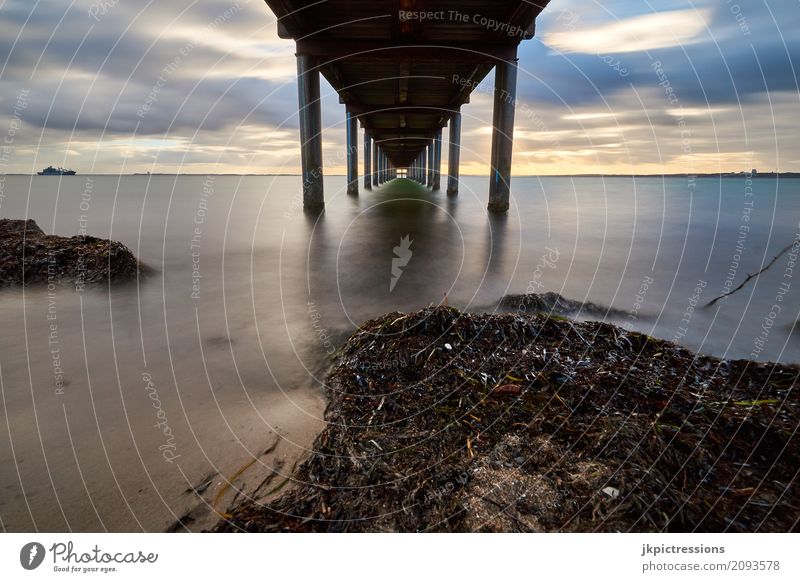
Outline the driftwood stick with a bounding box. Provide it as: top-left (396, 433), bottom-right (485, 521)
top-left (705, 239), bottom-right (798, 307)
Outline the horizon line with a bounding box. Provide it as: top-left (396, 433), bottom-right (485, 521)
top-left (3, 171), bottom-right (798, 178)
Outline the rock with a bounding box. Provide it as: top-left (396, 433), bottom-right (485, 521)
top-left (497, 291), bottom-right (630, 319)
top-left (0, 218), bottom-right (146, 287)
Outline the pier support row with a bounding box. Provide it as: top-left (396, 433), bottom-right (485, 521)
top-left (488, 58), bottom-right (518, 213)
top-left (297, 54), bottom-right (516, 211)
top-left (369, 145), bottom-right (396, 185)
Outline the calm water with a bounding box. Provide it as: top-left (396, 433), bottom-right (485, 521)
top-left (1, 174), bottom-right (798, 531)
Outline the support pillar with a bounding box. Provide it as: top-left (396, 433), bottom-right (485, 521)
top-left (427, 141), bottom-right (434, 187)
top-left (346, 109), bottom-right (358, 196)
top-left (432, 128), bottom-right (442, 190)
top-left (363, 129), bottom-right (372, 190)
top-left (447, 111), bottom-right (461, 196)
top-left (488, 57), bottom-right (518, 213)
top-left (297, 54), bottom-right (323, 211)
top-left (373, 141), bottom-right (379, 187)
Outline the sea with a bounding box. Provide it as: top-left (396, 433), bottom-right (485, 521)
top-left (0, 174), bottom-right (798, 531)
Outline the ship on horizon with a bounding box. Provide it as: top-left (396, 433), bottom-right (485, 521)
top-left (37, 165), bottom-right (76, 175)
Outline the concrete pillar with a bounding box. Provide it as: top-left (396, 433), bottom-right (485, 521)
top-left (488, 58), bottom-right (518, 213)
top-left (346, 109), bottom-right (358, 196)
top-left (427, 142), bottom-right (433, 187)
top-left (297, 54), bottom-right (323, 211)
top-left (422, 149), bottom-right (428, 185)
top-left (432, 128), bottom-right (442, 190)
top-left (363, 129), bottom-right (372, 190)
top-left (447, 111), bottom-right (462, 196)
top-left (373, 141), bottom-right (379, 187)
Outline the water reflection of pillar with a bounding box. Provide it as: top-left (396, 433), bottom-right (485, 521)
top-left (484, 212), bottom-right (509, 280)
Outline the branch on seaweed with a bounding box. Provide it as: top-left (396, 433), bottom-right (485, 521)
top-left (704, 239), bottom-right (798, 308)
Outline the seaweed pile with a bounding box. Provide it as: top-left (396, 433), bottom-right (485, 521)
top-left (0, 218), bottom-right (144, 287)
top-left (217, 305), bottom-right (799, 532)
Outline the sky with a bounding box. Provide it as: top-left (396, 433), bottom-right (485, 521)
top-left (0, 0), bottom-right (798, 175)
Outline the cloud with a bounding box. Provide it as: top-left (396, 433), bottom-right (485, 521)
top-left (544, 8), bottom-right (712, 54)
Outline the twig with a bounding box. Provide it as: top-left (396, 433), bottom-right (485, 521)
top-left (704, 239), bottom-right (798, 307)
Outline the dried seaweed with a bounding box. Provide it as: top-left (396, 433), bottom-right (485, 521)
top-left (217, 305), bottom-right (799, 532)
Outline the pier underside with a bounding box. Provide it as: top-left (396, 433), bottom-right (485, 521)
top-left (265, 0), bottom-right (551, 210)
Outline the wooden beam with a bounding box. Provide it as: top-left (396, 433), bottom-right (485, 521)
top-left (296, 39), bottom-right (519, 62)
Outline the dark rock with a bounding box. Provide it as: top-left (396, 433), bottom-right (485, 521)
top-left (497, 291), bottom-right (630, 319)
top-left (0, 218), bottom-right (146, 287)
